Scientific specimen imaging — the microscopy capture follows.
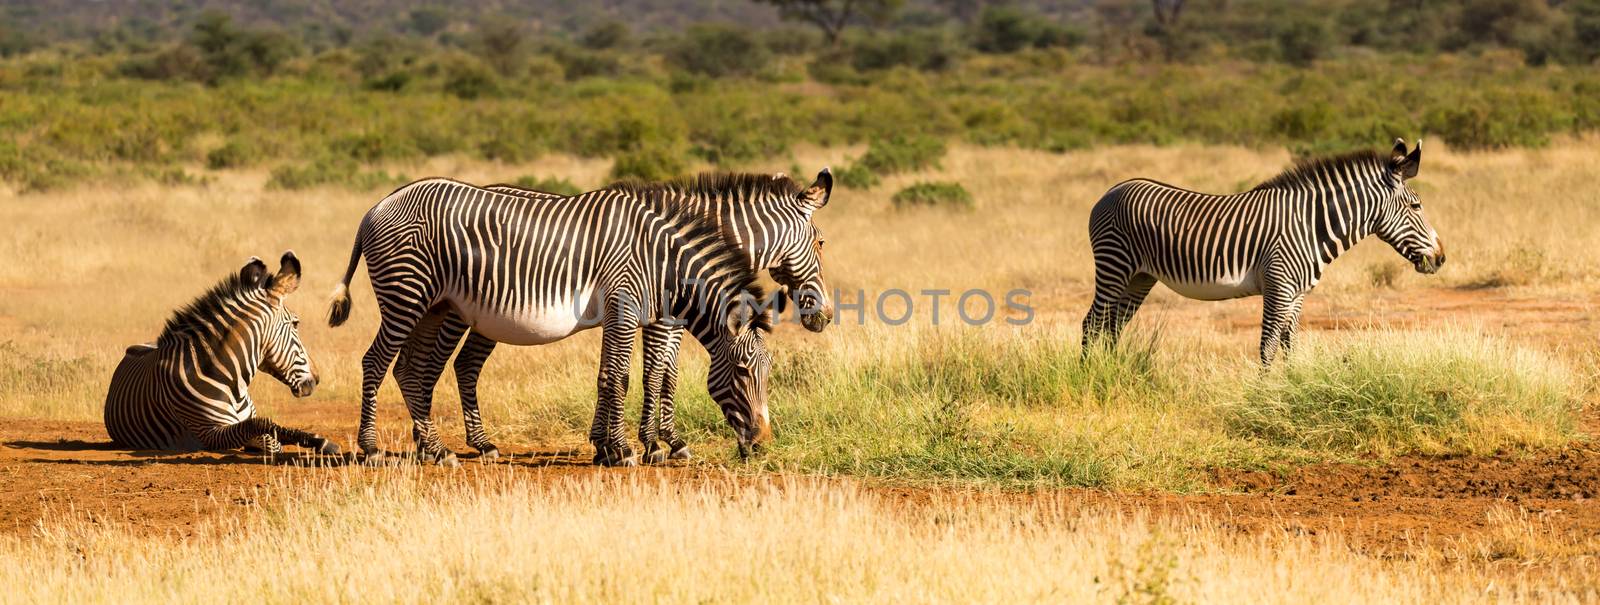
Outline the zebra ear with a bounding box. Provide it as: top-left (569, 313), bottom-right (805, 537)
top-left (1393, 139), bottom-right (1421, 180)
top-left (725, 297), bottom-right (756, 336)
top-left (1391, 138), bottom-right (1408, 160)
top-left (801, 167), bottom-right (832, 210)
top-left (268, 250), bottom-right (302, 297)
top-left (239, 257), bottom-right (269, 288)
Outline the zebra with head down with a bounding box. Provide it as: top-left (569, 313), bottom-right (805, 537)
top-left (327, 178), bottom-right (781, 466)
top-left (103, 252), bottom-right (339, 456)
top-left (391, 170), bottom-right (834, 464)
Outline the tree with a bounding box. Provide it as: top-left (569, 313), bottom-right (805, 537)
top-left (752, 0), bottom-right (905, 45)
top-left (472, 21), bottom-right (526, 76)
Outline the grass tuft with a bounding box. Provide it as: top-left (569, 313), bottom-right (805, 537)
top-left (1228, 327), bottom-right (1579, 457)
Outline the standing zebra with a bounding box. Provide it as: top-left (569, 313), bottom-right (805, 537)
top-left (327, 179), bottom-right (777, 466)
top-left (1083, 139), bottom-right (1444, 364)
top-left (393, 171), bottom-right (833, 463)
top-left (103, 253), bottom-right (339, 456)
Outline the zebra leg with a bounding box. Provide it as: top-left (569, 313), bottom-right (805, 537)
top-left (1082, 269), bottom-right (1132, 352)
top-left (657, 329), bottom-right (691, 460)
top-left (591, 305), bottom-right (640, 467)
top-left (192, 417), bottom-right (339, 458)
top-left (243, 434), bottom-right (282, 456)
top-left (357, 294), bottom-right (432, 457)
top-left (1259, 288), bottom-right (1298, 366)
top-left (1107, 273), bottom-right (1158, 339)
top-left (396, 308), bottom-right (459, 467)
top-left (1277, 293), bottom-right (1309, 360)
top-left (638, 324), bottom-right (685, 464)
top-left (454, 331), bottom-right (500, 459)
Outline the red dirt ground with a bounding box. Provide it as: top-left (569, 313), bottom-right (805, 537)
top-left (3, 287), bottom-right (1599, 555)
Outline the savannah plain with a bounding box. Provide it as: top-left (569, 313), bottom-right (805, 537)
top-left (4, 140), bottom-right (1600, 602)
top-left (5, 0), bottom-right (1600, 602)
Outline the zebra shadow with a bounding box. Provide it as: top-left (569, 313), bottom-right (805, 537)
top-left (5, 439), bottom-right (358, 467)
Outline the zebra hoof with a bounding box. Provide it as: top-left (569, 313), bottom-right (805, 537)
top-left (477, 447), bottom-right (500, 461)
top-left (314, 438), bottom-right (341, 456)
top-left (668, 445), bottom-right (692, 460)
top-left (593, 446), bottom-right (637, 467)
top-left (436, 452), bottom-right (460, 468)
top-left (642, 446), bottom-right (668, 465)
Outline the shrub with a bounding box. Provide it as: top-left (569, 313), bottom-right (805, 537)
top-left (205, 138), bottom-right (260, 169)
top-left (667, 24), bottom-right (771, 78)
top-left (267, 158), bottom-right (406, 190)
top-left (971, 6), bottom-right (1082, 53)
top-left (1277, 17), bottom-right (1333, 66)
top-left (510, 175), bottom-right (583, 196)
top-left (849, 29), bottom-right (959, 72)
top-left (609, 144), bottom-right (687, 181)
top-left (580, 21), bottom-right (630, 50)
top-left (442, 58), bottom-right (500, 99)
top-left (857, 135), bottom-right (947, 175)
top-left (891, 181), bottom-right (973, 210)
top-left (834, 164), bottom-right (880, 189)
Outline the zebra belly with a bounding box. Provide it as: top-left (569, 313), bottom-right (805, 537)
top-left (1157, 273), bottom-right (1261, 301)
top-left (449, 291), bottom-right (602, 346)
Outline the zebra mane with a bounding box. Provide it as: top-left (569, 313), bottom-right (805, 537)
top-left (1252, 150), bottom-right (1391, 191)
top-left (157, 272), bottom-right (261, 348)
top-left (654, 206), bottom-right (772, 333)
top-left (605, 172), bottom-right (805, 204)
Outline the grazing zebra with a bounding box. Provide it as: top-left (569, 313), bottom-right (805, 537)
top-left (103, 253), bottom-right (339, 456)
top-left (392, 171), bottom-right (833, 463)
top-left (327, 179), bottom-right (777, 466)
top-left (1083, 139), bottom-right (1444, 365)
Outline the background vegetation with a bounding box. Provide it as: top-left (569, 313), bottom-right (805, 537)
top-left (3, 0), bottom-right (1600, 192)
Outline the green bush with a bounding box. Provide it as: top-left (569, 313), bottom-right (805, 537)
top-left (834, 164), bottom-right (880, 189)
top-left (857, 135), bottom-right (947, 175)
top-left (667, 23), bottom-right (771, 78)
top-left (267, 157), bottom-right (406, 191)
top-left (971, 6), bottom-right (1082, 53)
top-left (510, 175), bottom-right (583, 196)
top-left (608, 144), bottom-right (687, 181)
top-left (892, 181), bottom-right (973, 210)
top-left (849, 29), bottom-right (959, 72)
top-left (205, 138), bottom-right (260, 169)
top-left (442, 57), bottom-right (500, 99)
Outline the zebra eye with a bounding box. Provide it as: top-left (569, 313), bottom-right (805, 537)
top-left (1409, 203), bottom-right (1422, 211)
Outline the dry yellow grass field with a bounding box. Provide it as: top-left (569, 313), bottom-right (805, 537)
top-left (3, 141), bottom-right (1599, 602)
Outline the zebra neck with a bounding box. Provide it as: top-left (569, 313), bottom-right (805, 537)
top-left (652, 193), bottom-right (767, 270)
top-left (1306, 184), bottom-right (1381, 269)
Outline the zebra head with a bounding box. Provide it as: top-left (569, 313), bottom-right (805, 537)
top-left (768, 168), bottom-right (834, 333)
top-left (254, 251), bottom-right (318, 398)
top-left (711, 293), bottom-right (774, 459)
top-left (1373, 139), bottom-right (1445, 274)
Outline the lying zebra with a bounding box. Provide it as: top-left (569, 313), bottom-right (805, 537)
top-left (388, 171), bottom-right (833, 463)
top-left (103, 253), bottom-right (339, 456)
top-left (328, 179), bottom-right (778, 466)
top-left (1083, 139), bottom-right (1445, 365)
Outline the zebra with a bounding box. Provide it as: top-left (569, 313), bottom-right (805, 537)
top-left (326, 178), bottom-right (779, 466)
top-left (103, 252), bottom-right (340, 456)
top-left (1082, 139), bottom-right (1444, 365)
top-left (390, 171), bottom-right (833, 464)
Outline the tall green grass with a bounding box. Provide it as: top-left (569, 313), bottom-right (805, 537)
top-left (648, 324), bottom-right (1584, 490)
top-left (1228, 327), bottom-right (1581, 457)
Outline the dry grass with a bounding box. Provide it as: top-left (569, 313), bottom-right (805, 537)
top-left (4, 142), bottom-right (1600, 602)
top-left (4, 468), bottom-right (1594, 604)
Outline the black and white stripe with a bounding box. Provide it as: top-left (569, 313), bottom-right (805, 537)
top-left (327, 179), bottom-right (779, 466)
top-left (103, 253), bottom-right (337, 456)
top-left (1082, 139), bottom-right (1444, 364)
top-left (392, 171), bottom-right (833, 463)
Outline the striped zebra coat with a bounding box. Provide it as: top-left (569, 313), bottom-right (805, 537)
top-left (327, 179), bottom-right (776, 466)
top-left (103, 253), bottom-right (338, 456)
top-left (1083, 139), bottom-right (1444, 364)
top-left (391, 171), bottom-right (833, 463)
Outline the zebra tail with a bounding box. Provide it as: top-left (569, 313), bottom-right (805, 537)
top-left (327, 217), bottom-right (367, 327)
